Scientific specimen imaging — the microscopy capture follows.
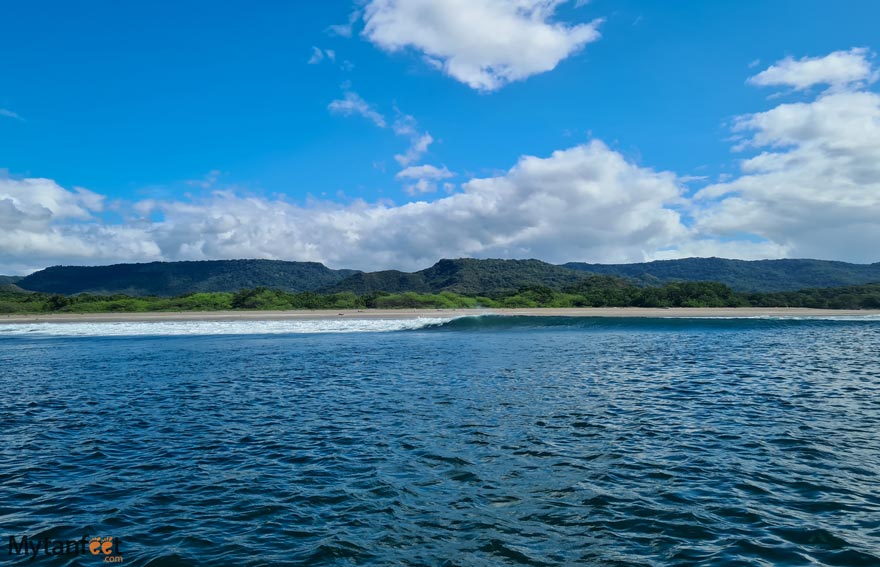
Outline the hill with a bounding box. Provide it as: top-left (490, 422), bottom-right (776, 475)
top-left (561, 258), bottom-right (880, 292)
top-left (325, 259), bottom-right (589, 295)
top-left (14, 257), bottom-right (880, 297)
top-left (0, 284), bottom-right (28, 294)
top-left (17, 260), bottom-right (359, 296)
top-left (421, 258), bottom-right (588, 294)
top-left (322, 270), bottom-right (432, 294)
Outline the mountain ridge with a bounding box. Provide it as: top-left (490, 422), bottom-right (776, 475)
top-left (322, 258), bottom-right (589, 296)
top-left (562, 257), bottom-right (880, 292)
top-left (11, 257), bottom-right (880, 296)
top-left (17, 260), bottom-right (359, 296)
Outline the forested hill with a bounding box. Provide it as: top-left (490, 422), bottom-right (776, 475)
top-left (17, 260), bottom-right (360, 296)
top-left (16, 258), bottom-right (593, 297)
top-left (562, 258), bottom-right (880, 292)
top-left (324, 259), bottom-right (588, 295)
top-left (10, 257), bottom-right (880, 296)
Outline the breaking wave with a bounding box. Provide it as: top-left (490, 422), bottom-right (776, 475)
top-left (0, 317), bottom-right (454, 337)
top-left (419, 314), bottom-right (880, 331)
top-left (1, 313), bottom-right (878, 337)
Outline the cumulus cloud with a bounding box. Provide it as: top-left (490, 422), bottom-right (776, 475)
top-left (0, 141), bottom-right (691, 273)
top-left (748, 47), bottom-right (876, 91)
top-left (0, 176), bottom-right (158, 273)
top-left (328, 91), bottom-right (387, 127)
top-left (695, 53), bottom-right (880, 262)
top-left (652, 240), bottom-right (791, 263)
top-left (0, 176), bottom-right (104, 221)
top-left (361, 0), bottom-right (603, 91)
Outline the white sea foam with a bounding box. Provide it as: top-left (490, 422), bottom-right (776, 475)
top-left (0, 317), bottom-right (454, 337)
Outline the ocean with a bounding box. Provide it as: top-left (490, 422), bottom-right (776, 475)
top-left (1, 315), bottom-right (878, 566)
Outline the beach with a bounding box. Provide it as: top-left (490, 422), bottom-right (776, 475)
top-left (2, 307), bottom-right (878, 324)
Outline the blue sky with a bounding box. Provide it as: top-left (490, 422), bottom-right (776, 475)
top-left (2, 1), bottom-right (880, 273)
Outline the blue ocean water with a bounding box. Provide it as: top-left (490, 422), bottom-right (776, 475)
top-left (1, 316), bottom-right (879, 566)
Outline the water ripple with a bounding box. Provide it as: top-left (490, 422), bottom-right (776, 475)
top-left (0, 320), bottom-right (878, 565)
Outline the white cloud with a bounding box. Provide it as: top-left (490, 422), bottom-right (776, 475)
top-left (395, 132), bottom-right (433, 166)
top-left (328, 97), bottom-right (433, 169)
top-left (0, 108), bottom-right (24, 121)
top-left (695, 62), bottom-right (880, 262)
top-left (308, 47), bottom-right (336, 64)
top-left (0, 141), bottom-right (690, 273)
top-left (0, 176), bottom-right (104, 221)
top-left (396, 164), bottom-right (454, 195)
top-left (396, 164), bottom-right (454, 179)
top-left (186, 169), bottom-right (222, 189)
top-left (391, 112), bottom-right (433, 165)
top-left (361, 0), bottom-right (603, 91)
top-left (328, 91), bottom-right (387, 127)
top-left (748, 47), bottom-right (876, 91)
top-left (0, 175), bottom-right (157, 273)
top-left (401, 178), bottom-right (436, 195)
top-left (328, 9), bottom-right (361, 38)
top-left (652, 240), bottom-right (791, 263)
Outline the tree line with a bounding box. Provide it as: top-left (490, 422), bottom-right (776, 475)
top-left (2, 279), bottom-right (879, 314)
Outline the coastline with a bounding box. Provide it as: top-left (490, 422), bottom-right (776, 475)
top-left (2, 307), bottom-right (879, 324)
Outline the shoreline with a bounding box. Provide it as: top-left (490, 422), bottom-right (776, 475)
top-left (1, 307), bottom-right (879, 324)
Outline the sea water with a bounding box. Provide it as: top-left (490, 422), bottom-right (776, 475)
top-left (0, 316), bottom-right (878, 566)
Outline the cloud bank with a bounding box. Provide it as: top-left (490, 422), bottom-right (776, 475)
top-left (1, 141), bottom-right (688, 273)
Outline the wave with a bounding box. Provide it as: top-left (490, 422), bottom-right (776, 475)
top-left (418, 314), bottom-right (880, 332)
top-left (1, 313), bottom-right (878, 338)
top-left (0, 317), bottom-right (454, 338)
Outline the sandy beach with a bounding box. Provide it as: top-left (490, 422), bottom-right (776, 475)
top-left (1, 307), bottom-right (878, 324)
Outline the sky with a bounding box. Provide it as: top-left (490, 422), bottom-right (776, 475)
top-left (1, 0), bottom-right (879, 274)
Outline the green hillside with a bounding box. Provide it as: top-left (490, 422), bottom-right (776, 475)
top-left (421, 259), bottom-right (587, 294)
top-left (562, 258), bottom-right (880, 292)
top-left (322, 270), bottom-right (432, 294)
top-left (12, 257), bottom-right (880, 297)
top-left (0, 284), bottom-right (28, 294)
top-left (3, 280), bottom-right (879, 315)
top-left (325, 258), bottom-right (589, 295)
top-left (18, 260), bottom-right (359, 296)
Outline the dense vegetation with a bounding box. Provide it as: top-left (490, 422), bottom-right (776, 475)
top-left (563, 257), bottom-right (880, 292)
top-left (3, 280), bottom-right (879, 315)
top-left (324, 258), bottom-right (588, 295)
top-left (17, 260), bottom-right (359, 296)
top-left (11, 257), bottom-right (880, 297)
